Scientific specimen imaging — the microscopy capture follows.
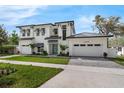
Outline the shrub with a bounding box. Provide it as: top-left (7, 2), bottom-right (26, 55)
top-left (43, 51), bottom-right (48, 56)
top-left (103, 52), bottom-right (108, 58)
top-left (0, 77), bottom-right (16, 88)
top-left (0, 45), bottom-right (16, 54)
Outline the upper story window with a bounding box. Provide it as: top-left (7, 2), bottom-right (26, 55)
top-left (62, 25), bottom-right (67, 40)
top-left (27, 29), bottom-right (30, 36)
top-left (62, 25), bottom-right (66, 29)
top-left (22, 30), bottom-right (26, 36)
top-left (41, 28), bottom-right (45, 35)
top-left (53, 29), bottom-right (58, 36)
top-left (36, 28), bottom-right (40, 36)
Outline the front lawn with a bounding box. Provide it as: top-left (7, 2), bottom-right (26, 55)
top-left (1, 56), bottom-right (69, 64)
top-left (112, 56), bottom-right (124, 66)
top-left (0, 63), bottom-right (62, 88)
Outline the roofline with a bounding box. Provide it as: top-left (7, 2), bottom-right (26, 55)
top-left (16, 23), bottom-right (53, 28)
top-left (67, 35), bottom-right (113, 39)
top-left (16, 20), bottom-right (74, 28)
top-left (55, 20), bottom-right (74, 24)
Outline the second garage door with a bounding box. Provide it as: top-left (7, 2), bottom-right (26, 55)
top-left (72, 44), bottom-right (103, 57)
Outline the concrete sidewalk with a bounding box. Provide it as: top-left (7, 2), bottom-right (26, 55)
top-left (0, 55), bottom-right (20, 58)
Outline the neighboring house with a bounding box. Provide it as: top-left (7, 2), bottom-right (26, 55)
top-left (117, 46), bottom-right (124, 56)
top-left (17, 21), bottom-right (75, 55)
top-left (17, 20), bottom-right (116, 57)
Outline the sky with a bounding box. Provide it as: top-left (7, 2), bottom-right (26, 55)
top-left (0, 5), bottom-right (124, 34)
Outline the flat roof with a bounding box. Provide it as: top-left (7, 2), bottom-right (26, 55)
top-left (16, 20), bottom-right (74, 28)
top-left (67, 32), bottom-right (113, 38)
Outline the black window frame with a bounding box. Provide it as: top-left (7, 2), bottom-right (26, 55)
top-left (22, 30), bottom-right (26, 36)
top-left (74, 44), bottom-right (79, 46)
top-left (62, 25), bottom-right (67, 40)
top-left (41, 28), bottom-right (45, 35)
top-left (36, 28), bottom-right (40, 36)
top-left (27, 29), bottom-right (30, 36)
top-left (94, 44), bottom-right (101, 46)
top-left (53, 28), bottom-right (58, 35)
top-left (80, 44), bottom-right (86, 46)
top-left (87, 44), bottom-right (93, 46)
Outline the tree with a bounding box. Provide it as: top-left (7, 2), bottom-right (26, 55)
top-left (93, 15), bottom-right (124, 47)
top-left (9, 30), bottom-right (19, 45)
top-left (93, 15), bottom-right (124, 36)
top-left (0, 24), bottom-right (8, 46)
top-left (29, 44), bottom-right (35, 54)
top-left (60, 44), bottom-right (68, 55)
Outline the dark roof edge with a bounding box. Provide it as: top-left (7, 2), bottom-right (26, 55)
top-left (67, 35), bottom-right (113, 39)
top-left (16, 23), bottom-right (53, 28)
top-left (16, 20), bottom-right (74, 28)
top-left (55, 20), bottom-right (74, 24)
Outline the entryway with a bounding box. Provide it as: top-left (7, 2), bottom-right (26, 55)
top-left (49, 44), bottom-right (58, 55)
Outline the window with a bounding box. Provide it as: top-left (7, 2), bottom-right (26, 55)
top-left (27, 29), bottom-right (30, 36)
top-left (80, 44), bottom-right (86, 46)
top-left (36, 28), bottom-right (40, 36)
top-left (118, 47), bottom-right (122, 51)
top-left (87, 44), bottom-right (93, 46)
top-left (62, 25), bottom-right (67, 40)
top-left (53, 29), bottom-right (58, 35)
top-left (62, 25), bottom-right (66, 29)
top-left (94, 44), bottom-right (101, 46)
top-left (22, 30), bottom-right (26, 36)
top-left (37, 47), bottom-right (44, 52)
top-left (74, 44), bottom-right (79, 46)
top-left (41, 28), bottom-right (45, 35)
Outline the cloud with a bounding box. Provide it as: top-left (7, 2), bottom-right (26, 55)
top-left (0, 5), bottom-right (48, 25)
top-left (75, 15), bottom-right (96, 33)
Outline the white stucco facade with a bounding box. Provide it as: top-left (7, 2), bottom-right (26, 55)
top-left (17, 21), bottom-right (116, 57)
top-left (68, 37), bottom-right (108, 57)
top-left (18, 21), bottom-right (75, 55)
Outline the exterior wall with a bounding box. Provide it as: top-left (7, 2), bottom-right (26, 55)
top-left (68, 37), bottom-right (108, 57)
top-left (18, 21), bottom-right (74, 55)
top-left (19, 40), bottom-right (33, 54)
top-left (107, 48), bottom-right (117, 58)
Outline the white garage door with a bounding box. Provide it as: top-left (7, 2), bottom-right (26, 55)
top-left (21, 46), bottom-right (32, 54)
top-left (72, 44), bottom-right (103, 57)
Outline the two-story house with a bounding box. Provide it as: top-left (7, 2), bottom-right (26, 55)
top-left (17, 20), bottom-right (116, 57)
top-left (17, 21), bottom-right (75, 55)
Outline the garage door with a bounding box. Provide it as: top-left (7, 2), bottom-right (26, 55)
top-left (72, 44), bottom-right (103, 57)
top-left (21, 46), bottom-right (32, 54)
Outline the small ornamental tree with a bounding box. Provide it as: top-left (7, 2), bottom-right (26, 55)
top-left (29, 44), bottom-right (35, 54)
top-left (60, 44), bottom-right (68, 55)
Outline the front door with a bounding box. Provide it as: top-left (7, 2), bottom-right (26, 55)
top-left (50, 44), bottom-right (58, 55)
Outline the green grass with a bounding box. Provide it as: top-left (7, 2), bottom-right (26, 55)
top-left (112, 56), bottom-right (124, 66)
top-left (1, 56), bottom-right (69, 64)
top-left (0, 63), bottom-right (62, 88)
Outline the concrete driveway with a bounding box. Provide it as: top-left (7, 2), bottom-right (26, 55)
top-left (41, 65), bottom-right (124, 88)
top-left (40, 57), bottom-right (124, 88)
top-left (69, 57), bottom-right (124, 69)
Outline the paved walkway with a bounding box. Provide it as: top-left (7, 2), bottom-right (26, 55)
top-left (0, 60), bottom-right (66, 69)
top-left (0, 55), bottom-right (20, 58)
